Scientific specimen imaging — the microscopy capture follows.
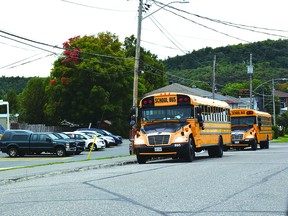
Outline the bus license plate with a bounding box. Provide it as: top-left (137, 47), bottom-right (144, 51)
top-left (234, 141), bottom-right (239, 144)
top-left (154, 147), bottom-right (162, 152)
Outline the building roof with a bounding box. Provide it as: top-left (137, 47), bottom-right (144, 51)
top-left (275, 90), bottom-right (288, 98)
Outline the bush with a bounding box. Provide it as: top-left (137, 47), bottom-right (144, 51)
top-left (272, 126), bottom-right (279, 139)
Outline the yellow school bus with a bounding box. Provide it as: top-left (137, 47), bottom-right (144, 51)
top-left (132, 92), bottom-right (231, 164)
top-left (227, 108), bottom-right (272, 151)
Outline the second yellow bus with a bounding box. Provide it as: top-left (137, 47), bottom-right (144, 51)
top-left (226, 108), bottom-right (272, 151)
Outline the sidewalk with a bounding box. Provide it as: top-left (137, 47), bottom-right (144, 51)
top-left (0, 155), bottom-right (137, 185)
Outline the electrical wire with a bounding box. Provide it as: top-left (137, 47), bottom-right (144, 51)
top-left (148, 15), bottom-right (187, 54)
top-left (61, 0), bottom-right (135, 12)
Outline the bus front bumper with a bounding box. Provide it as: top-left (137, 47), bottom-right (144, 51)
top-left (134, 143), bottom-right (189, 157)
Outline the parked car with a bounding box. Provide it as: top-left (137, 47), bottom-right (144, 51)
top-left (53, 132), bottom-right (85, 155)
top-left (76, 130), bottom-right (116, 147)
top-left (63, 131), bottom-right (105, 151)
top-left (0, 130), bottom-right (76, 157)
top-left (76, 128), bottom-right (122, 145)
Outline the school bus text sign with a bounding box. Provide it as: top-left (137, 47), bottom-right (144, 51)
top-left (231, 110), bottom-right (246, 115)
top-left (154, 96), bottom-right (177, 106)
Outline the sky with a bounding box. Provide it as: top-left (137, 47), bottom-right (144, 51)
top-left (0, 0), bottom-right (288, 78)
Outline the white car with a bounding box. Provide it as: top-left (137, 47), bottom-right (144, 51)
top-left (75, 130), bottom-right (116, 147)
top-left (63, 132), bottom-right (105, 151)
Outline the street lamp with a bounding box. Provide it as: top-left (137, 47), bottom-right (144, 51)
top-left (0, 100), bottom-right (10, 130)
top-left (132, 0), bottom-right (189, 109)
top-left (254, 78), bottom-right (288, 125)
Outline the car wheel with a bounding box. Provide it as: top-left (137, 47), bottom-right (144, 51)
top-left (8, 147), bottom-right (18, 157)
top-left (104, 140), bottom-right (110, 148)
top-left (89, 143), bottom-right (97, 151)
top-left (56, 147), bottom-right (66, 157)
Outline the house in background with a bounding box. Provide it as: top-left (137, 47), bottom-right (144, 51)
top-left (275, 90), bottom-right (288, 114)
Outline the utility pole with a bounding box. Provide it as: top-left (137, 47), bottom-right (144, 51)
top-left (247, 53), bottom-right (253, 109)
top-left (212, 55), bottom-right (216, 99)
top-left (272, 78), bottom-right (276, 125)
top-left (133, 0), bottom-right (143, 110)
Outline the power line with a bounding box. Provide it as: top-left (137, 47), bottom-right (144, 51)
top-left (61, 0), bottom-right (135, 12)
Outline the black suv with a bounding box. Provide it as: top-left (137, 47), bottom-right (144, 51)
top-left (0, 130), bottom-right (76, 157)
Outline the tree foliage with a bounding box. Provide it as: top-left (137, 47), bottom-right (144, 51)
top-left (164, 39), bottom-right (288, 95)
top-left (44, 32), bottom-right (166, 135)
top-left (18, 77), bottom-right (47, 124)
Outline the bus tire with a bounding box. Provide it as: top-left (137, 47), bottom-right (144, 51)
top-left (265, 137), bottom-right (270, 149)
top-left (223, 145), bottom-right (229, 151)
top-left (208, 136), bottom-right (223, 158)
top-left (251, 139), bottom-right (257, 151)
top-left (215, 136), bottom-right (223, 157)
top-left (137, 154), bottom-right (147, 164)
top-left (183, 138), bottom-right (195, 162)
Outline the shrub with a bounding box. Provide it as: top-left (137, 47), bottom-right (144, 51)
top-left (272, 125), bottom-right (279, 139)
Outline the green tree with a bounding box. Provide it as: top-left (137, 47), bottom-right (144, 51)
top-left (277, 111), bottom-right (288, 134)
top-left (45, 33), bottom-right (166, 136)
top-left (45, 33), bottom-right (135, 135)
top-left (18, 77), bottom-right (47, 124)
top-left (5, 90), bottom-right (18, 114)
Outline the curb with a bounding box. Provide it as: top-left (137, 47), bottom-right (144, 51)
top-left (0, 157), bottom-right (138, 186)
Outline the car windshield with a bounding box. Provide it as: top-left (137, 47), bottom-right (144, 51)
top-left (48, 134), bottom-right (61, 140)
top-left (85, 134), bottom-right (94, 138)
top-left (57, 133), bottom-right (70, 139)
top-left (103, 130), bottom-right (112, 135)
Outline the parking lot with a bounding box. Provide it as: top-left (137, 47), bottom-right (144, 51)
top-left (0, 139), bottom-right (130, 170)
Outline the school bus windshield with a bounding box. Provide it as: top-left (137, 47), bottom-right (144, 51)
top-left (231, 116), bottom-right (256, 130)
top-left (141, 106), bottom-right (194, 121)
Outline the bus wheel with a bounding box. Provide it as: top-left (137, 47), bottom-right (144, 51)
top-left (265, 137), bottom-right (270, 149)
top-left (251, 139), bottom-right (257, 151)
top-left (183, 138), bottom-right (195, 162)
top-left (137, 155), bottom-right (147, 164)
top-left (208, 137), bottom-right (223, 158)
top-left (215, 136), bottom-right (223, 157)
top-left (223, 145), bottom-right (229, 152)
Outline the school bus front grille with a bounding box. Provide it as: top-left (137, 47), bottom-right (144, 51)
top-left (232, 134), bottom-right (244, 140)
top-left (148, 135), bottom-right (170, 145)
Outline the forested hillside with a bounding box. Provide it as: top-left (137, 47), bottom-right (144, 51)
top-left (0, 76), bottom-right (31, 96)
top-left (163, 39), bottom-right (288, 93)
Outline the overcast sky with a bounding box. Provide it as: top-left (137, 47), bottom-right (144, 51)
top-left (1, 0), bottom-right (288, 78)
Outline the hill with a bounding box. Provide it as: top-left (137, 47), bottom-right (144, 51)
top-left (163, 39), bottom-right (288, 92)
top-left (0, 76), bottom-right (31, 96)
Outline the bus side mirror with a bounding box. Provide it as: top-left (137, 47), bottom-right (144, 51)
top-left (197, 114), bottom-right (204, 130)
top-left (257, 117), bottom-right (262, 130)
top-left (130, 120), bottom-right (136, 126)
top-left (258, 122), bottom-right (262, 130)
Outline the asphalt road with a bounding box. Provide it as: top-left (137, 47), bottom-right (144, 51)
top-left (1, 141), bottom-right (288, 216)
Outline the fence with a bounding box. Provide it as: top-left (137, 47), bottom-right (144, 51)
top-left (11, 123), bottom-right (75, 133)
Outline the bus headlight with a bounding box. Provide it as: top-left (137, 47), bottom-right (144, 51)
top-left (173, 136), bottom-right (188, 143)
top-left (134, 137), bottom-right (146, 145)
